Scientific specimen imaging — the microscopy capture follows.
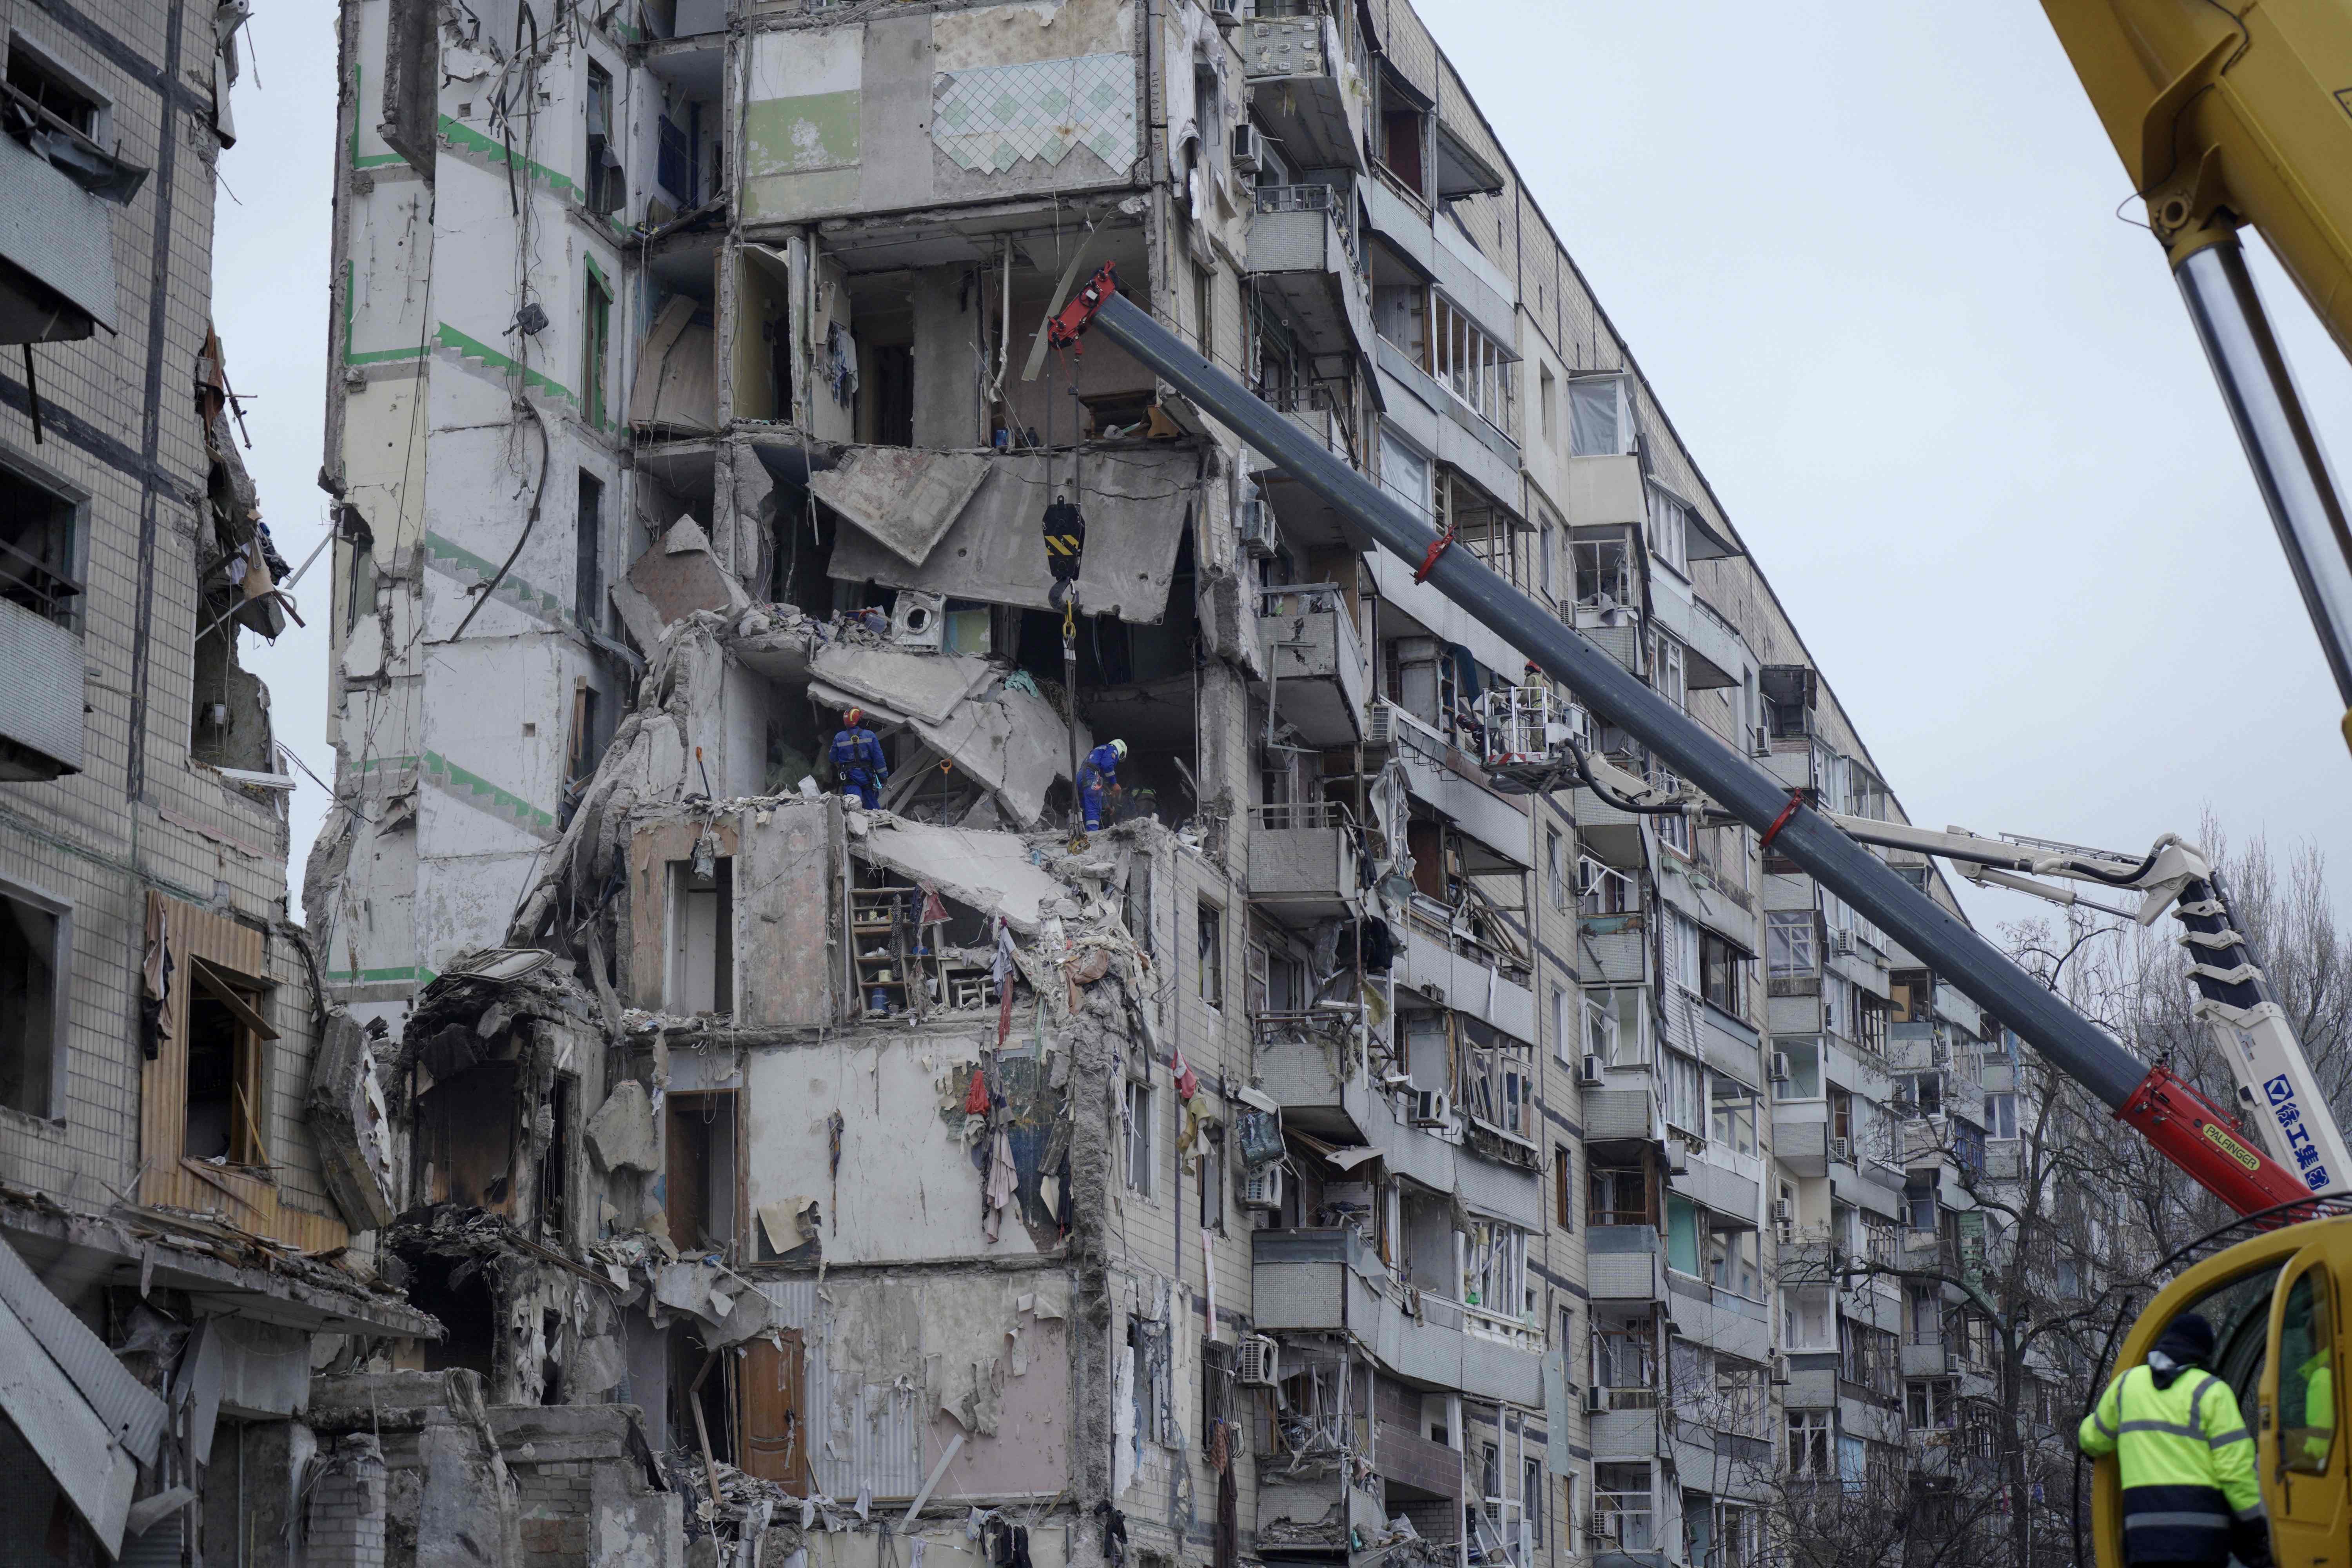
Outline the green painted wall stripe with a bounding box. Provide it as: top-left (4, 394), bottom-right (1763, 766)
top-left (584, 251), bottom-right (610, 295)
top-left (422, 749), bottom-right (555, 832)
top-left (356, 753), bottom-right (420, 775)
top-left (345, 341), bottom-right (431, 367)
top-left (438, 114), bottom-right (583, 200)
top-left (327, 964), bottom-right (438, 984)
top-left (424, 532), bottom-right (572, 628)
top-left (433, 321), bottom-right (578, 405)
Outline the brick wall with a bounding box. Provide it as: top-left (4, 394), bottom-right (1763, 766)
top-left (307, 1435), bottom-right (389, 1568)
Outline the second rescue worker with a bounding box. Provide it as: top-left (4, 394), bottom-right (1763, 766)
top-left (831, 708), bottom-right (889, 810)
top-left (1078, 738), bottom-right (1126, 831)
top-left (2078, 1313), bottom-right (2272, 1568)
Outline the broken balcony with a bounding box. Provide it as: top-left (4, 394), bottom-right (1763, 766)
top-left (1240, 7), bottom-right (1367, 172)
top-left (1253, 1008), bottom-right (1375, 1142)
top-left (1256, 584), bottom-right (1369, 747)
top-left (1247, 799), bottom-right (1361, 919)
top-left (1249, 1228), bottom-right (1542, 1403)
top-left (1247, 184), bottom-right (1374, 362)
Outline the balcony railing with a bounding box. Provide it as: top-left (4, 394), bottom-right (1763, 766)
top-left (1258, 580), bottom-right (1350, 621)
top-left (1254, 181), bottom-right (1363, 278)
top-left (1249, 798), bottom-right (1354, 832)
top-left (0, 535), bottom-right (82, 627)
top-left (1459, 1295), bottom-right (1543, 1353)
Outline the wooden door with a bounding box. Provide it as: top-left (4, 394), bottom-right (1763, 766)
top-left (740, 1327), bottom-right (808, 1495)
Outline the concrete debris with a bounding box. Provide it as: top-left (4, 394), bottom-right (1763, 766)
top-left (827, 445), bottom-right (1203, 623)
top-left (615, 517), bottom-right (753, 649)
top-left (305, 1010), bottom-right (399, 1231)
top-left (807, 446), bottom-right (994, 567)
top-left (850, 818), bottom-right (1076, 935)
top-left (588, 1080), bottom-right (662, 1172)
top-left (630, 294), bottom-right (721, 436)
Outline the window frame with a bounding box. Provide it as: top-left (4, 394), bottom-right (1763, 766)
top-left (0, 441), bottom-right (92, 633)
top-left (4, 33), bottom-right (111, 142)
top-left (1566, 374), bottom-right (1633, 459)
top-left (1124, 1079), bottom-right (1155, 1196)
top-left (0, 874), bottom-right (73, 1122)
top-left (1196, 900), bottom-right (1225, 1011)
top-left (582, 260), bottom-right (613, 430)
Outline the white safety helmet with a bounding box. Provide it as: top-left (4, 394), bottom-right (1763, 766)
top-left (1111, 739), bottom-right (1129, 760)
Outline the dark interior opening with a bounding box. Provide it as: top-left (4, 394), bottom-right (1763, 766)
top-left (184, 994), bottom-right (243, 1163)
top-left (670, 1325), bottom-right (737, 1465)
top-left (403, 1250), bottom-right (497, 1378)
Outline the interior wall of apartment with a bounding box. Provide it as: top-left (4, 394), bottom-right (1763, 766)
top-left (739, 1), bottom-right (1141, 226)
top-left (742, 1030), bottom-right (1066, 1263)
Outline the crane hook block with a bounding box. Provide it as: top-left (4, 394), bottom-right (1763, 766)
top-left (1044, 494), bottom-right (1086, 608)
top-left (1047, 264), bottom-right (1120, 353)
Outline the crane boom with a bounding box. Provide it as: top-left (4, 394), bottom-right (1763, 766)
top-left (2043, 0), bottom-right (2352, 739)
top-left (1051, 268), bottom-right (2313, 1219)
top-left (1824, 813), bottom-right (2350, 1194)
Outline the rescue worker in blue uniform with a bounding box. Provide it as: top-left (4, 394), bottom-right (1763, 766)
top-left (1078, 738), bottom-right (1127, 830)
top-left (2079, 1312), bottom-right (2272, 1568)
top-left (831, 707), bottom-right (889, 809)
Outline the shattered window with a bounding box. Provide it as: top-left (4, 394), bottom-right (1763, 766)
top-left (1197, 902), bottom-right (1223, 1010)
top-left (7, 42), bottom-right (103, 139)
top-left (1125, 1080), bottom-right (1155, 1196)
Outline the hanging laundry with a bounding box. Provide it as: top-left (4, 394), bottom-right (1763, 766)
top-left (826, 321), bottom-right (859, 407)
top-left (964, 1066), bottom-right (991, 1116)
top-left (982, 1127), bottom-right (1017, 1242)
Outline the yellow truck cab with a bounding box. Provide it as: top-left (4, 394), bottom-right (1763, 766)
top-left (2092, 1216), bottom-right (2351, 1568)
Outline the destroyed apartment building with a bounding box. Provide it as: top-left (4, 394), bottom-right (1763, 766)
top-left (304, 0), bottom-right (2074, 1565)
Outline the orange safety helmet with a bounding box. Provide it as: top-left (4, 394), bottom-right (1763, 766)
top-left (843, 708), bottom-right (865, 728)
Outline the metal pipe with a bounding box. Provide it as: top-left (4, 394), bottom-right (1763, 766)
top-left (2175, 240), bottom-right (2352, 710)
top-left (1089, 288), bottom-right (2152, 1110)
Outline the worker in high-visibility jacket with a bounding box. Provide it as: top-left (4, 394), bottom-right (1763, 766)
top-left (2294, 1343), bottom-right (2334, 1470)
top-left (2078, 1313), bottom-right (2272, 1568)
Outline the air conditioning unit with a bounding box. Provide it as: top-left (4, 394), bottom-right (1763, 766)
top-left (1410, 1089), bottom-right (1453, 1128)
top-left (1581, 1385), bottom-right (1607, 1414)
top-left (1363, 700), bottom-right (1396, 753)
top-left (1240, 1163), bottom-right (1285, 1211)
top-left (1236, 1334), bottom-right (1280, 1386)
top-left (1579, 1053), bottom-right (1605, 1087)
top-left (1237, 496), bottom-right (1276, 557)
top-left (1750, 726), bottom-right (1771, 758)
top-left (1932, 1039), bottom-right (1953, 1067)
top-left (1666, 1141), bottom-right (1690, 1174)
top-left (1768, 1051), bottom-right (1790, 1083)
top-left (1770, 1199), bottom-right (1794, 1226)
top-left (1231, 122), bottom-right (1265, 174)
top-left (1770, 1354), bottom-right (1791, 1385)
top-left (1832, 929), bottom-right (1856, 956)
top-left (1584, 1510), bottom-right (1615, 1544)
top-left (1829, 1135), bottom-right (1852, 1163)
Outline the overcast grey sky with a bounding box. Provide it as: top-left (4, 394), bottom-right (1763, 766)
top-left (216, 4), bottom-right (2352, 926)
top-left (1419, 2), bottom-right (2352, 924)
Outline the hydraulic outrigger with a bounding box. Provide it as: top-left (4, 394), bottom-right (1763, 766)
top-left (1047, 263), bottom-right (2318, 1220)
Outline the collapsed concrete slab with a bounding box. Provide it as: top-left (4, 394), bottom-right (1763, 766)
top-left (826, 444), bottom-right (1204, 623)
top-left (848, 817), bottom-right (1073, 935)
top-left (807, 445), bottom-right (993, 566)
top-left (612, 517), bottom-right (751, 650)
